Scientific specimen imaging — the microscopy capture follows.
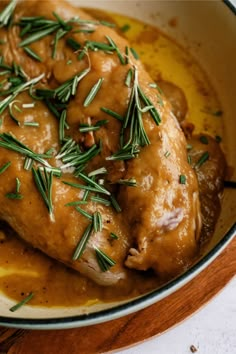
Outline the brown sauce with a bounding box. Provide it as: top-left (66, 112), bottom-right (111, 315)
top-left (0, 2), bottom-right (225, 308)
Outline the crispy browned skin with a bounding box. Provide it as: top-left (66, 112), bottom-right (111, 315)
top-left (0, 0), bottom-right (202, 285)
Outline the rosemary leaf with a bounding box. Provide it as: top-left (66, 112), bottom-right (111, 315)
top-left (110, 194), bottom-right (122, 212)
top-left (72, 222), bottom-right (93, 260)
top-left (179, 174), bottom-right (186, 184)
top-left (9, 292), bottom-right (34, 312)
top-left (90, 196), bottom-right (111, 207)
top-left (88, 167), bottom-right (107, 177)
top-left (110, 232), bottom-right (118, 240)
top-left (115, 178), bottom-right (137, 187)
top-left (130, 47), bottom-right (139, 59)
top-left (0, 161), bottom-right (11, 175)
top-left (75, 206), bottom-right (93, 220)
top-left (195, 151), bottom-right (209, 169)
top-left (0, 0), bottom-right (17, 28)
top-left (95, 247), bottom-right (116, 272)
top-left (65, 200), bottom-right (88, 206)
top-left (83, 78), bottom-right (104, 107)
top-left (23, 46), bottom-right (42, 62)
top-left (100, 107), bottom-right (123, 121)
top-left (32, 167), bottom-right (54, 220)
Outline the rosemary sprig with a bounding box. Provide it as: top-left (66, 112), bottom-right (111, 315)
top-left (90, 196), bottom-right (111, 207)
top-left (83, 78), bottom-right (104, 107)
top-left (95, 247), bottom-right (116, 272)
top-left (60, 142), bottom-right (101, 171)
top-left (78, 172), bottom-right (110, 196)
top-left (36, 69), bottom-right (90, 103)
top-left (75, 206), bottom-right (93, 220)
top-left (105, 35), bottom-right (125, 64)
top-left (100, 107), bottom-right (123, 121)
top-left (179, 174), bottom-right (186, 184)
top-left (59, 110), bottom-right (68, 143)
top-left (72, 222), bottom-right (93, 260)
top-left (88, 167), bottom-right (107, 177)
top-left (52, 28), bottom-right (68, 58)
top-left (130, 47), bottom-right (139, 60)
top-left (18, 12), bottom-right (73, 48)
top-left (80, 119), bottom-right (108, 132)
top-left (0, 0), bottom-right (17, 28)
top-left (23, 46), bottom-right (42, 62)
top-left (63, 181), bottom-right (109, 196)
top-left (0, 132), bottom-right (54, 169)
top-left (195, 151), bottom-right (209, 169)
top-left (115, 178), bottom-right (137, 187)
top-left (110, 194), bottom-right (122, 212)
top-left (9, 292), bottom-right (34, 312)
top-left (32, 167), bottom-right (54, 221)
top-left (0, 161), bottom-right (11, 175)
top-left (107, 67), bottom-right (161, 161)
top-left (5, 177), bottom-right (23, 200)
top-left (66, 37), bottom-right (81, 51)
top-left (0, 73), bottom-right (44, 114)
top-left (24, 157), bottom-right (33, 170)
top-left (93, 211), bottom-right (103, 232)
top-left (110, 232), bottom-right (118, 240)
top-left (65, 200), bottom-right (87, 206)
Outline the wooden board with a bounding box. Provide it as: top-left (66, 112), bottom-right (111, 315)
top-left (0, 237), bottom-right (235, 354)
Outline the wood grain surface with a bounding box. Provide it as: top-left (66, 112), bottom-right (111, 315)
top-left (0, 237), bottom-right (235, 354)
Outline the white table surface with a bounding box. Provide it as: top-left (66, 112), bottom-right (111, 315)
top-left (117, 273), bottom-right (236, 354)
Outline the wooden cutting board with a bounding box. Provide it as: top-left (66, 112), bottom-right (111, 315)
top-left (0, 236), bottom-right (235, 354)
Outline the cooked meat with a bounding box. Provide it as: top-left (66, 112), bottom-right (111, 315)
top-left (187, 135), bottom-right (226, 245)
top-left (0, 0), bottom-right (202, 285)
top-left (157, 80), bottom-right (188, 123)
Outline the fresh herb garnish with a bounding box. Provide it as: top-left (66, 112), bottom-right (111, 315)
top-left (164, 151), bottom-right (171, 158)
top-left (195, 151), bottom-right (209, 169)
top-left (36, 69), bottom-right (90, 103)
top-left (115, 178), bottom-right (137, 187)
top-left (75, 206), bottom-right (93, 220)
top-left (130, 47), bottom-right (139, 60)
top-left (83, 78), bottom-right (104, 107)
top-left (59, 142), bottom-right (101, 171)
top-left (66, 37), bottom-right (81, 51)
top-left (0, 73), bottom-right (44, 115)
top-left (110, 194), bottom-right (122, 212)
top-left (24, 157), bottom-right (33, 170)
top-left (199, 135), bottom-right (208, 145)
top-left (107, 67), bottom-right (161, 161)
top-left (0, 132), bottom-right (54, 169)
top-left (120, 24), bottom-right (130, 33)
top-left (90, 196), bottom-right (111, 207)
top-left (110, 232), bottom-right (118, 240)
top-left (93, 211), bottom-right (103, 232)
top-left (78, 172), bottom-right (110, 196)
top-left (100, 107), bottom-right (123, 121)
top-left (179, 174), bottom-right (186, 184)
top-left (105, 36), bottom-right (125, 64)
top-left (9, 292), bottom-right (34, 312)
top-left (72, 222), bottom-right (93, 260)
top-left (95, 247), bottom-right (116, 272)
top-left (24, 121), bottom-right (39, 127)
top-left (0, 0), bottom-right (17, 28)
top-left (88, 167), bottom-right (107, 177)
top-left (23, 46), bottom-right (42, 62)
top-left (32, 167), bottom-right (54, 221)
top-left (5, 177), bottom-right (23, 200)
top-left (0, 161), bottom-right (11, 175)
